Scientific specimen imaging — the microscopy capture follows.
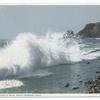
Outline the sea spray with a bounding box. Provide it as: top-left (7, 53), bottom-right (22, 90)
top-left (0, 32), bottom-right (82, 78)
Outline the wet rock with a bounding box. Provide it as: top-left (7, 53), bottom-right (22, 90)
top-left (96, 71), bottom-right (100, 73)
top-left (85, 80), bottom-right (93, 85)
top-left (65, 83), bottom-right (70, 88)
top-left (86, 62), bottom-right (90, 64)
top-left (85, 75), bottom-right (100, 93)
top-left (79, 81), bottom-right (82, 83)
top-left (78, 22), bottom-right (100, 37)
top-left (97, 76), bottom-right (100, 80)
top-left (72, 86), bottom-right (79, 90)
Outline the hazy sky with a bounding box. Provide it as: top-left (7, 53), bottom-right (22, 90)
top-left (0, 5), bottom-right (100, 39)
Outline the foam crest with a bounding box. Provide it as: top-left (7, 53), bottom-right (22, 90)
top-left (0, 32), bottom-right (82, 78)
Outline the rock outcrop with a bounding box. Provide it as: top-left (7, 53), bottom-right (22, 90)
top-left (85, 75), bottom-right (100, 93)
top-left (78, 22), bottom-right (100, 37)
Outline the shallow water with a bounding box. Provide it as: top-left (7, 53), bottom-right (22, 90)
top-left (0, 60), bottom-right (99, 93)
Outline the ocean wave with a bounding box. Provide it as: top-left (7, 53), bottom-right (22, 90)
top-left (0, 32), bottom-right (100, 79)
top-left (0, 32), bottom-right (82, 78)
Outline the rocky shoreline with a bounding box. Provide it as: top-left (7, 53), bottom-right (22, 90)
top-left (64, 74), bottom-right (100, 93)
top-left (85, 75), bottom-right (100, 93)
top-left (78, 22), bottom-right (100, 37)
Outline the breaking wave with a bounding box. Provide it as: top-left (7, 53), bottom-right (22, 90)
top-left (0, 32), bottom-right (100, 79)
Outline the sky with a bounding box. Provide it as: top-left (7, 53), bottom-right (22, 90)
top-left (0, 5), bottom-right (100, 39)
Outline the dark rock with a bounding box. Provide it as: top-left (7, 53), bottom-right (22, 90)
top-left (65, 83), bottom-right (70, 88)
top-left (99, 87), bottom-right (100, 89)
top-left (72, 86), bottom-right (79, 90)
top-left (64, 30), bottom-right (75, 39)
top-left (85, 80), bottom-right (93, 85)
top-left (86, 62), bottom-right (90, 64)
top-left (85, 76), bottom-right (100, 93)
top-left (95, 79), bottom-right (100, 85)
top-left (96, 71), bottom-right (100, 73)
top-left (78, 22), bottom-right (100, 37)
top-left (97, 76), bottom-right (100, 80)
top-left (79, 81), bottom-right (82, 83)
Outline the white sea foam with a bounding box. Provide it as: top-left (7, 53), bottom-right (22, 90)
top-left (82, 48), bottom-right (100, 60)
top-left (0, 79), bottom-right (23, 89)
top-left (0, 32), bottom-right (99, 78)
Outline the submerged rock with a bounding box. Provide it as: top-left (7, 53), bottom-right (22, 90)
top-left (78, 22), bottom-right (100, 37)
top-left (79, 81), bottom-right (82, 83)
top-left (96, 71), bottom-right (100, 73)
top-left (86, 62), bottom-right (90, 64)
top-left (65, 83), bottom-right (70, 88)
top-left (72, 86), bottom-right (79, 90)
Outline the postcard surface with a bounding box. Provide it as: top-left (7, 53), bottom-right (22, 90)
top-left (0, 5), bottom-right (100, 96)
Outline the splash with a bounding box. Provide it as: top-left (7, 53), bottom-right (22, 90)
top-left (0, 32), bottom-right (82, 78)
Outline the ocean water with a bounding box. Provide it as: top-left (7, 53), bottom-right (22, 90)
top-left (0, 32), bottom-right (100, 93)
